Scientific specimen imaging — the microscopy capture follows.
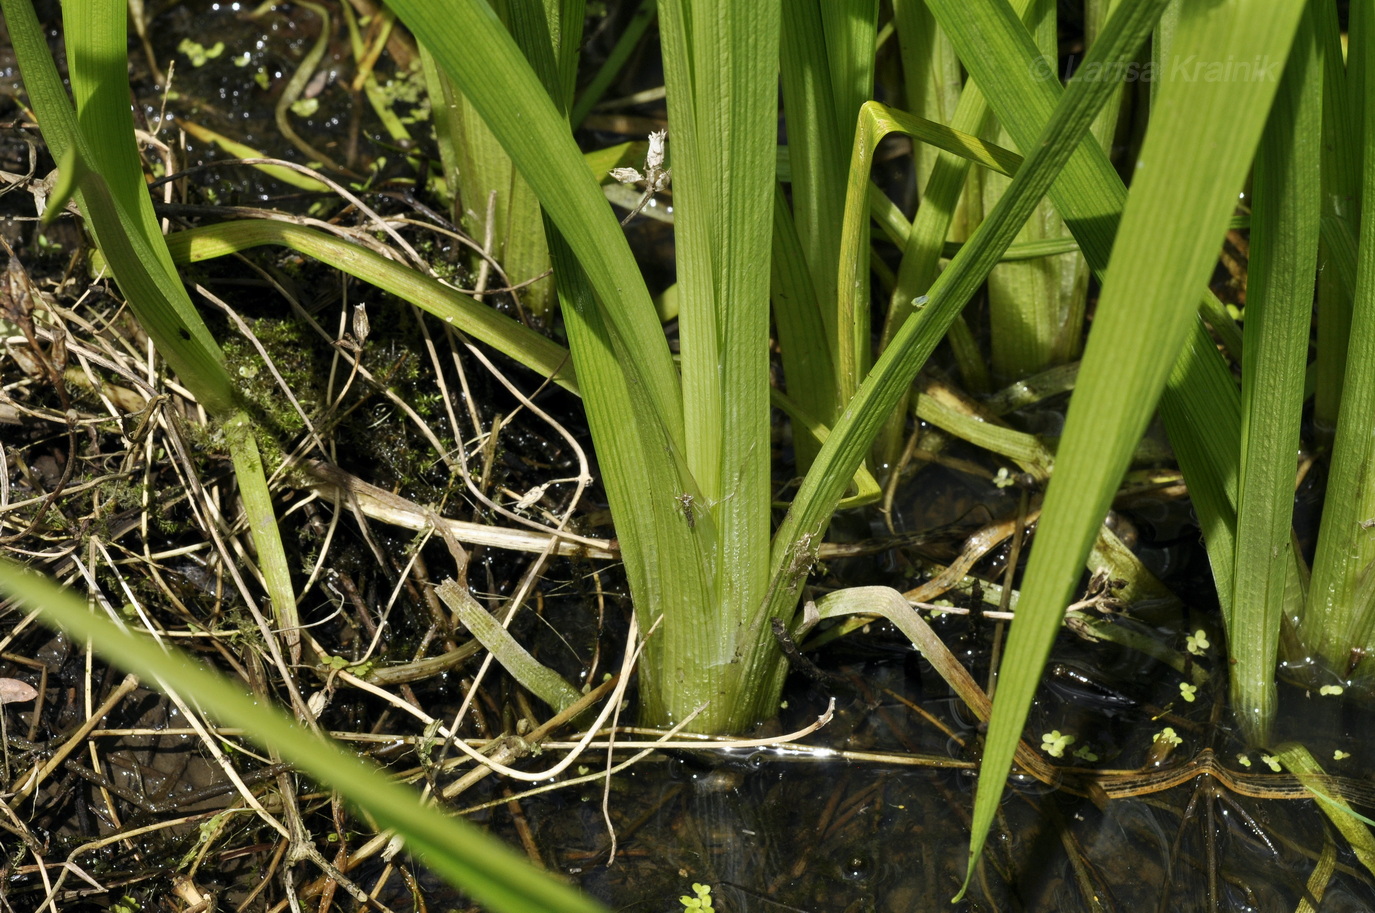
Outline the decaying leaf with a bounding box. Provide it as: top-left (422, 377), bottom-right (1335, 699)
top-left (0, 678), bottom-right (38, 704)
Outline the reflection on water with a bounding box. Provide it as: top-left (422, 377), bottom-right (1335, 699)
top-left (512, 639), bottom-right (1375, 912)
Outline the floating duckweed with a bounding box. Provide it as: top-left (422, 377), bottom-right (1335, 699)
top-left (1072, 744), bottom-right (1099, 763)
top-left (1260, 754), bottom-right (1281, 772)
top-left (178, 38), bottom-right (225, 67)
top-left (1236, 753), bottom-right (1252, 768)
top-left (1186, 629), bottom-right (1210, 655)
top-left (1154, 727), bottom-right (1182, 748)
top-left (1041, 730), bottom-right (1074, 758)
top-left (680, 883), bottom-right (714, 912)
top-left (1320, 684), bottom-right (1344, 696)
top-left (1335, 750), bottom-right (1352, 761)
top-left (1179, 682), bottom-right (1198, 702)
top-left (110, 894), bottom-right (142, 913)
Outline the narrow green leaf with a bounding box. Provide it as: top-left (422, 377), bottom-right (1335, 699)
top-left (47, 150), bottom-right (238, 416)
top-left (387, 0), bottom-right (682, 453)
top-left (1231, 6), bottom-right (1321, 739)
top-left (0, 561), bottom-right (610, 913)
top-left (165, 221), bottom-right (579, 394)
top-left (1321, 214), bottom-right (1360, 302)
top-left (1304, 0), bottom-right (1375, 673)
top-left (772, 184), bottom-right (837, 464)
top-left (9, 0), bottom-right (305, 667)
top-left (922, 0), bottom-right (1300, 896)
top-left (1161, 320), bottom-right (1241, 627)
top-left (5, 0), bottom-right (235, 415)
top-left (768, 387), bottom-right (881, 509)
top-left (224, 413), bottom-right (301, 657)
top-left (419, 43), bottom-right (462, 208)
top-left (912, 392), bottom-right (1053, 481)
top-left (878, 0), bottom-right (1024, 458)
top-left (569, 0), bottom-right (657, 127)
top-left (1274, 742), bottom-right (1375, 880)
top-left (1314, 0), bottom-right (1363, 430)
top-left (766, 0), bottom-right (1171, 690)
top-left (175, 118), bottom-right (333, 191)
top-left (892, 0), bottom-right (965, 200)
top-left (779, 0), bottom-right (852, 351)
top-left (64, 2), bottom-right (183, 287)
top-left (437, 580), bottom-right (584, 713)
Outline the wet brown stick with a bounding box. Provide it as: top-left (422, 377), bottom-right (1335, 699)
top-left (13, 673), bottom-right (140, 802)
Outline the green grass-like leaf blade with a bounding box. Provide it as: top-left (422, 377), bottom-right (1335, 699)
top-left (0, 560), bottom-right (609, 913)
top-left (945, 0), bottom-right (1305, 897)
top-left (917, 0), bottom-right (1303, 896)
top-left (165, 220), bottom-right (579, 394)
top-left (1231, 6), bottom-right (1321, 735)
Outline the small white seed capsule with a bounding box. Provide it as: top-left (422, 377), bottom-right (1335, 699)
top-left (352, 303), bottom-right (370, 344)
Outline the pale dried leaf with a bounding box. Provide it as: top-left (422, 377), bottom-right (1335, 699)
top-left (0, 677), bottom-right (37, 704)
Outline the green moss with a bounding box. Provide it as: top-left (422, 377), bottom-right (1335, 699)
top-left (203, 303), bottom-right (464, 532)
top-left (220, 315), bottom-right (331, 466)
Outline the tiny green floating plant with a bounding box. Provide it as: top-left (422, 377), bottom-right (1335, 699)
top-left (679, 883), bottom-right (715, 912)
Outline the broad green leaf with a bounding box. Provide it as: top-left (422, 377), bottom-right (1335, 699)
top-left (1314, 0), bottom-right (1363, 430)
top-left (545, 225), bottom-right (715, 727)
top-left (780, 0), bottom-right (878, 447)
top-left (656, 0), bottom-right (784, 730)
top-left (981, 0), bottom-right (1089, 382)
